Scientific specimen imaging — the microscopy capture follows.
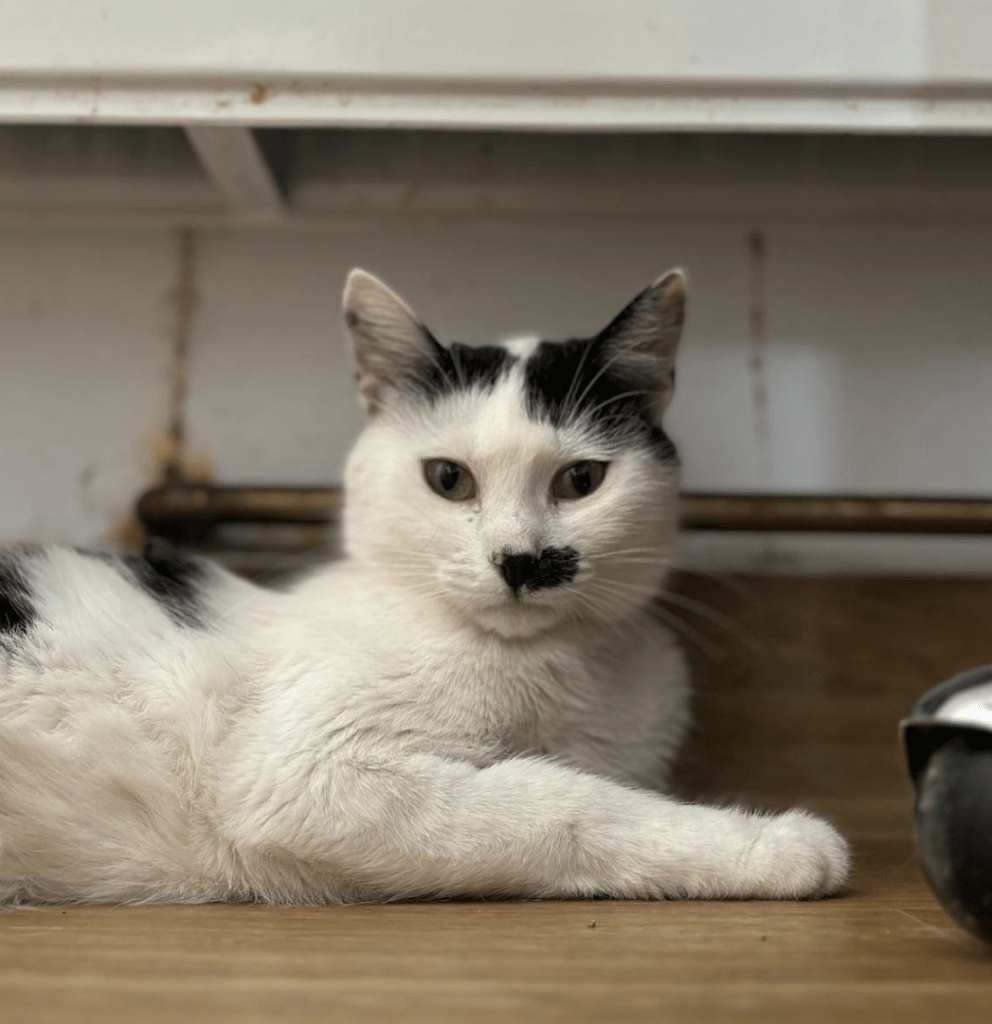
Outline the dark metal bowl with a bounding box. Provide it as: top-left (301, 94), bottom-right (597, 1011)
top-left (902, 665), bottom-right (992, 943)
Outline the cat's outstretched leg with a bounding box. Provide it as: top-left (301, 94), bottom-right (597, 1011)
top-left (226, 754), bottom-right (850, 902)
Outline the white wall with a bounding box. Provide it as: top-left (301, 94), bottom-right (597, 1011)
top-left (1, 213), bottom-right (991, 568)
top-left (1, 227), bottom-right (175, 547)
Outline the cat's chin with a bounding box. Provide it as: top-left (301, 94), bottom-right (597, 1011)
top-left (460, 597), bottom-right (566, 641)
top-left (451, 583), bottom-right (643, 641)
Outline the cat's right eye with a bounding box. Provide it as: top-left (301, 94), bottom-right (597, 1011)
top-left (423, 459), bottom-right (477, 502)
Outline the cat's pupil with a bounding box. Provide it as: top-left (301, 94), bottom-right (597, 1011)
top-left (439, 462), bottom-right (461, 492)
top-left (570, 463), bottom-right (593, 496)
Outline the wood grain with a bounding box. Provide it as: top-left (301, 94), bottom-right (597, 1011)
top-left (2, 576), bottom-right (992, 1023)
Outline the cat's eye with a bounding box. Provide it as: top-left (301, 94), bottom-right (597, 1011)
top-left (423, 459), bottom-right (477, 502)
top-left (552, 461), bottom-right (608, 501)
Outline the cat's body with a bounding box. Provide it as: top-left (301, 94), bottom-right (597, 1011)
top-left (0, 270), bottom-right (849, 905)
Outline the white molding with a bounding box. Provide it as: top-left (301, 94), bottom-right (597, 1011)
top-left (4, 80), bottom-right (992, 136)
top-left (0, 1), bottom-right (991, 133)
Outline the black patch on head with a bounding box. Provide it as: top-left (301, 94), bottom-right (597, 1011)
top-left (501, 546), bottom-right (579, 594)
top-left (121, 553), bottom-right (210, 629)
top-left (0, 557), bottom-right (36, 639)
top-left (524, 338), bottom-right (679, 464)
top-left (411, 339), bottom-right (517, 404)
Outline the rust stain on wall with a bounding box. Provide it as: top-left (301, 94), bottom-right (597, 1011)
top-left (152, 433), bottom-right (214, 487)
top-left (113, 512), bottom-right (148, 555)
top-left (119, 229), bottom-right (213, 553)
top-left (126, 434), bottom-right (214, 551)
top-left (162, 228), bottom-right (199, 485)
top-left (748, 230), bottom-right (772, 485)
top-left (250, 83), bottom-right (272, 105)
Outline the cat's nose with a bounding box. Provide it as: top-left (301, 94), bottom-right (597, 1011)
top-left (496, 553), bottom-right (539, 593)
top-left (492, 547), bottom-right (580, 593)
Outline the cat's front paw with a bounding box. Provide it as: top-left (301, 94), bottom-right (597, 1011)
top-left (741, 809), bottom-right (850, 899)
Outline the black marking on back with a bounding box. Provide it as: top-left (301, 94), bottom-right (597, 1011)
top-left (523, 338), bottom-right (679, 464)
top-left (122, 553), bottom-right (210, 629)
top-left (0, 556), bottom-right (36, 639)
top-left (412, 338), bottom-right (518, 404)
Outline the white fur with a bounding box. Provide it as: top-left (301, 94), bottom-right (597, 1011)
top-left (0, 272), bottom-right (850, 905)
top-left (502, 334), bottom-right (541, 359)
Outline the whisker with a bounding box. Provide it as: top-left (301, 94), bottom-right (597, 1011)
top-left (581, 576), bottom-right (733, 657)
top-left (585, 413), bottom-right (646, 431)
top-left (561, 339), bottom-right (596, 419)
top-left (658, 590), bottom-right (760, 654)
top-left (449, 343), bottom-right (467, 390)
top-left (569, 346), bottom-right (635, 415)
top-left (615, 597), bottom-right (720, 656)
top-left (672, 569), bottom-right (752, 599)
top-left (586, 575), bottom-right (660, 596)
top-left (581, 389), bottom-right (656, 421)
top-left (606, 555), bottom-right (669, 566)
top-left (566, 587), bottom-right (624, 628)
top-left (595, 546), bottom-right (669, 559)
top-left (415, 334), bottom-right (459, 392)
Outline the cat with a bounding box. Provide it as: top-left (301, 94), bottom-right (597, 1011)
top-left (0, 268), bottom-right (850, 905)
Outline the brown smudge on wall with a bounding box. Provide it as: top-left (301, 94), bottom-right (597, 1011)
top-left (116, 436), bottom-right (216, 555)
top-left (117, 230), bottom-right (212, 553)
top-left (748, 230), bottom-right (772, 486)
top-left (150, 434), bottom-right (215, 488)
top-left (113, 514), bottom-right (147, 556)
top-left (163, 229), bottom-right (199, 485)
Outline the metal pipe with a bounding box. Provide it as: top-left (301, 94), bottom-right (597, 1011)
top-left (137, 485), bottom-right (992, 537)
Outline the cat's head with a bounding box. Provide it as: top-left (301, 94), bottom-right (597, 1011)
top-left (341, 269), bottom-right (685, 640)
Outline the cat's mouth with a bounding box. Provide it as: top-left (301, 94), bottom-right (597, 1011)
top-left (437, 553), bottom-right (586, 637)
top-left (468, 596), bottom-right (563, 639)
top-left (470, 569), bottom-right (587, 633)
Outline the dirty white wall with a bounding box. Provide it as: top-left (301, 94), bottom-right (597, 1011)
top-left (2, 209), bottom-right (991, 573)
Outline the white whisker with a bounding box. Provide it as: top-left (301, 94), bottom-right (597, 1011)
top-left (582, 389), bottom-right (655, 421)
top-left (658, 590), bottom-right (760, 653)
top-left (568, 345), bottom-right (634, 415)
top-left (560, 339), bottom-right (596, 419)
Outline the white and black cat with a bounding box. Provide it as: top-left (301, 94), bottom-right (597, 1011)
top-left (0, 269), bottom-right (849, 905)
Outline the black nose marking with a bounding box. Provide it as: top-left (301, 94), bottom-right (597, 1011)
top-left (499, 547), bottom-right (579, 594)
top-left (501, 554), bottom-right (540, 592)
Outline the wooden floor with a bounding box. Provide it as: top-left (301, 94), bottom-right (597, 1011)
top-left (3, 575), bottom-right (992, 1023)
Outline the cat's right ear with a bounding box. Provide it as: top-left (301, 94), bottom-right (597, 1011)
top-left (343, 269), bottom-right (442, 413)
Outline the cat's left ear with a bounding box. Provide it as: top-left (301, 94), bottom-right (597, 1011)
top-left (343, 269), bottom-right (443, 413)
top-left (596, 270), bottom-right (686, 412)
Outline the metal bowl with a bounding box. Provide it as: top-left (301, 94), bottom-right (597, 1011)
top-left (902, 665), bottom-right (992, 943)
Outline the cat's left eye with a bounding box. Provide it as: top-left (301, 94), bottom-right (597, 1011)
top-left (552, 461), bottom-right (608, 501)
top-left (423, 459), bottom-right (477, 501)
